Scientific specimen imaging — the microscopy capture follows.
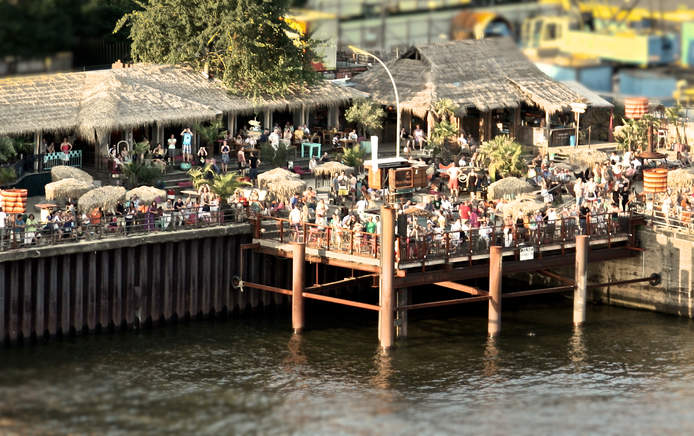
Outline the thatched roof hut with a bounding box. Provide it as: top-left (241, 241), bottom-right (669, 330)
top-left (78, 186), bottom-right (126, 214)
top-left (267, 179), bottom-right (307, 201)
top-left (0, 64), bottom-right (363, 140)
top-left (257, 168), bottom-right (300, 189)
top-left (45, 178), bottom-right (94, 201)
top-left (487, 177), bottom-right (536, 200)
top-left (51, 166), bottom-right (94, 184)
top-left (313, 161), bottom-right (355, 177)
top-left (126, 186), bottom-right (167, 204)
top-left (350, 38), bottom-right (581, 118)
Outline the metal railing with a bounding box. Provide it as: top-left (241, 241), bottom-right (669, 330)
top-left (258, 216), bottom-right (381, 259)
top-left (398, 212), bottom-right (634, 263)
top-left (0, 206), bottom-right (245, 252)
top-left (256, 212), bottom-right (637, 263)
top-left (41, 151), bottom-right (83, 171)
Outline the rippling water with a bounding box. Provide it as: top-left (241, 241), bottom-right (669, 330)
top-left (2, 300), bottom-right (694, 435)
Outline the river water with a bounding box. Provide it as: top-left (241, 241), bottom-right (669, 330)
top-left (2, 300), bottom-right (694, 435)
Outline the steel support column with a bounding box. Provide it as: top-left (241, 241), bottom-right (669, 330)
top-left (379, 206), bottom-right (395, 350)
top-left (488, 246), bottom-right (502, 337)
top-left (574, 235), bottom-right (589, 326)
top-left (292, 242), bottom-right (305, 334)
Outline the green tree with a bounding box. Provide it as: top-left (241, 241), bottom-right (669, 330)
top-left (260, 142), bottom-right (290, 168)
top-left (665, 104), bottom-right (684, 145)
top-left (344, 99), bottom-right (386, 137)
top-left (121, 161), bottom-right (163, 188)
top-left (428, 99), bottom-right (459, 160)
top-left (0, 137), bottom-right (18, 163)
top-left (115, 0), bottom-right (321, 97)
top-left (193, 119), bottom-right (224, 147)
top-left (210, 171), bottom-right (251, 205)
top-left (477, 135), bottom-right (527, 182)
top-left (339, 144), bottom-right (366, 170)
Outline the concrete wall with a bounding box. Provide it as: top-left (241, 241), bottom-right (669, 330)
top-left (587, 227), bottom-right (694, 318)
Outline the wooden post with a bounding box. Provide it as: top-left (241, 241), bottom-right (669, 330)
top-left (292, 242), bottom-right (305, 334)
top-left (488, 245), bottom-right (502, 337)
top-left (574, 235), bottom-right (589, 326)
top-left (379, 206), bottom-right (396, 350)
top-left (34, 132), bottom-right (42, 172)
top-left (396, 287), bottom-right (408, 338)
top-left (264, 110), bottom-right (272, 130)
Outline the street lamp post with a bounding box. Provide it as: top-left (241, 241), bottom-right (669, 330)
top-left (349, 45), bottom-right (401, 159)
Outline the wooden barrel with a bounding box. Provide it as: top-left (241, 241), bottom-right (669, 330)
top-left (643, 168), bottom-right (668, 193)
top-left (624, 97), bottom-right (649, 119)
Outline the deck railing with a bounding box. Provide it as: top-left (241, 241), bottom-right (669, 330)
top-left (0, 207), bottom-right (244, 252)
top-left (256, 212), bottom-right (637, 263)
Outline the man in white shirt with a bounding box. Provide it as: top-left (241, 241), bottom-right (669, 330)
top-left (0, 206), bottom-right (5, 249)
top-left (269, 130), bottom-right (280, 150)
top-left (631, 157), bottom-right (642, 170)
top-left (289, 205), bottom-right (302, 240)
top-left (356, 198), bottom-right (368, 219)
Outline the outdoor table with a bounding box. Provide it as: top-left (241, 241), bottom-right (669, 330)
top-left (301, 142), bottom-right (322, 158)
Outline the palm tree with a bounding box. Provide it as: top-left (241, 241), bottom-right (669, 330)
top-left (665, 104), bottom-right (683, 145)
top-left (121, 161), bottom-right (163, 188)
top-left (210, 171), bottom-right (251, 205)
top-left (477, 135), bottom-right (527, 181)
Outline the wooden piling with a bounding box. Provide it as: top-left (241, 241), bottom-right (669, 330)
top-left (74, 252), bottom-right (84, 333)
top-left (292, 242), bottom-right (305, 334)
top-left (57, 256), bottom-right (67, 335)
top-left (379, 206), bottom-right (396, 350)
top-left (574, 235), bottom-right (589, 326)
top-left (22, 262), bottom-right (32, 339)
top-left (488, 246), bottom-right (502, 337)
top-left (0, 263), bottom-right (5, 342)
top-left (9, 262), bottom-right (18, 342)
top-left (35, 258), bottom-right (45, 338)
top-left (396, 287), bottom-right (408, 339)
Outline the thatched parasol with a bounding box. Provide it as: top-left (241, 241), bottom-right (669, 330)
top-left (51, 166), bottom-right (94, 184)
top-left (126, 186), bottom-right (166, 204)
top-left (78, 186), bottom-right (126, 214)
top-left (313, 161), bottom-right (355, 177)
top-left (403, 207), bottom-right (433, 217)
top-left (501, 196), bottom-right (545, 219)
top-left (667, 168), bottom-right (694, 189)
top-left (257, 168), bottom-right (299, 189)
top-left (267, 179), bottom-right (307, 201)
top-left (44, 178), bottom-right (94, 201)
top-left (566, 150), bottom-right (609, 169)
top-left (487, 177), bottom-right (535, 200)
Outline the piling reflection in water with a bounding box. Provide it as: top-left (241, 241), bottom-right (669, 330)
top-left (569, 326), bottom-right (587, 368)
top-left (483, 336), bottom-right (500, 377)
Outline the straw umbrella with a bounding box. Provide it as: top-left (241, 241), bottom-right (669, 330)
top-left (403, 207), bottom-right (433, 217)
top-left (487, 177), bottom-right (536, 200)
top-left (78, 186), bottom-right (126, 213)
top-left (44, 178), bottom-right (94, 201)
top-left (126, 186), bottom-right (167, 204)
top-left (501, 196), bottom-right (545, 220)
top-left (51, 166), bottom-right (94, 184)
top-left (267, 179), bottom-right (307, 202)
top-left (257, 168), bottom-right (299, 189)
top-left (313, 161), bottom-right (355, 177)
top-left (667, 168), bottom-right (694, 189)
top-left (567, 150), bottom-right (609, 170)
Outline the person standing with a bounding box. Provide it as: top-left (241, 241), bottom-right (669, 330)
top-left (167, 134), bottom-right (177, 165)
top-left (248, 152), bottom-right (259, 186)
top-left (221, 140), bottom-right (231, 173)
top-left (180, 128), bottom-right (194, 163)
top-left (60, 137), bottom-right (72, 164)
top-left (0, 206), bottom-right (5, 250)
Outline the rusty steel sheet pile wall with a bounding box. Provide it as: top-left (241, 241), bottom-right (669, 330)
top-left (0, 229), bottom-right (300, 345)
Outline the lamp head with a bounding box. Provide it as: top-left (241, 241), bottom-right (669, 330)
top-left (348, 45), bottom-right (371, 57)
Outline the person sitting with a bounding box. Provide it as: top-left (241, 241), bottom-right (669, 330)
top-left (152, 143), bottom-right (165, 160)
top-left (348, 129), bottom-right (358, 142)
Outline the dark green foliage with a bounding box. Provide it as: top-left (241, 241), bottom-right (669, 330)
top-left (121, 160), bottom-right (163, 188)
top-left (115, 0), bottom-right (321, 97)
top-left (0, 0), bottom-right (136, 58)
top-left (260, 142), bottom-right (290, 168)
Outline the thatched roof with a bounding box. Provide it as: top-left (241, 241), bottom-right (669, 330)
top-left (51, 166), bottom-right (94, 184)
top-left (257, 168), bottom-right (300, 189)
top-left (667, 168), bottom-right (694, 189)
top-left (78, 186), bottom-right (126, 214)
top-left (487, 177), bottom-right (536, 200)
top-left (0, 64), bottom-right (362, 139)
top-left (350, 38), bottom-right (581, 118)
top-left (562, 81), bottom-right (613, 109)
top-left (126, 186), bottom-right (167, 204)
top-left (267, 179), bottom-right (306, 201)
top-left (566, 149), bottom-right (609, 169)
top-left (313, 161), bottom-right (355, 177)
top-left (45, 178), bottom-right (94, 201)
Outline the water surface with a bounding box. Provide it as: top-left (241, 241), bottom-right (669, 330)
top-left (2, 301), bottom-right (694, 435)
